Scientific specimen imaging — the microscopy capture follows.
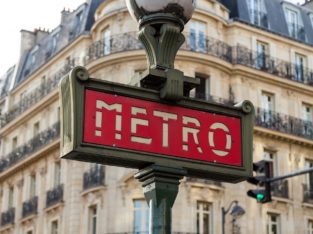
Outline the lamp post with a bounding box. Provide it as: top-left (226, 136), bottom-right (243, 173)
top-left (126, 1), bottom-right (196, 233)
top-left (222, 200), bottom-right (245, 234)
top-left (126, 0), bottom-right (198, 101)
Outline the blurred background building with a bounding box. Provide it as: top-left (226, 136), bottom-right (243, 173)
top-left (0, 0), bottom-right (312, 233)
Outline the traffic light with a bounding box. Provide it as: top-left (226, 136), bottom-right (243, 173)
top-left (247, 160), bottom-right (273, 203)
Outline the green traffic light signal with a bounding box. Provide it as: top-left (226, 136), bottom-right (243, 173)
top-left (257, 193), bottom-right (264, 201)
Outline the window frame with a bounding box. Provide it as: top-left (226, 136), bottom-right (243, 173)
top-left (133, 199), bottom-right (149, 234)
top-left (267, 212), bottom-right (281, 234)
top-left (196, 201), bottom-right (213, 234)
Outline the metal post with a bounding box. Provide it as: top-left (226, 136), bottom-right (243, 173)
top-left (135, 165), bottom-right (186, 234)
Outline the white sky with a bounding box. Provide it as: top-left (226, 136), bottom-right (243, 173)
top-left (0, 0), bottom-right (306, 76)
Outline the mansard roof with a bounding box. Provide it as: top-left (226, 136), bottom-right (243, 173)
top-left (220, 0), bottom-right (313, 45)
top-left (14, 0), bottom-right (104, 87)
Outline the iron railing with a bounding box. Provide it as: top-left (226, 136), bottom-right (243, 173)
top-left (234, 45), bottom-right (313, 84)
top-left (0, 59), bottom-right (76, 128)
top-left (271, 180), bottom-right (289, 199)
top-left (22, 196), bottom-right (38, 218)
top-left (255, 108), bottom-right (313, 139)
top-left (0, 208), bottom-right (15, 226)
top-left (83, 165), bottom-right (105, 190)
top-left (0, 122), bottom-right (60, 173)
top-left (303, 184), bottom-right (313, 203)
top-left (186, 177), bottom-right (222, 187)
top-left (83, 32), bottom-right (143, 65)
top-left (46, 184), bottom-right (64, 208)
top-left (1, 32), bottom-right (313, 130)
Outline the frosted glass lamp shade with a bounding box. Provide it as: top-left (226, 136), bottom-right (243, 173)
top-left (126, 0), bottom-right (196, 24)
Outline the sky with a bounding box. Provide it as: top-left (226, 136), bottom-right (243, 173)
top-left (0, 0), bottom-right (307, 76)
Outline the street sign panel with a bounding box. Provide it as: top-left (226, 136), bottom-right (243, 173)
top-left (59, 67), bottom-right (254, 182)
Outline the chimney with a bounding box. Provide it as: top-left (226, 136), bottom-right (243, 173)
top-left (34, 28), bottom-right (49, 43)
top-left (19, 30), bottom-right (36, 55)
top-left (61, 8), bottom-right (71, 25)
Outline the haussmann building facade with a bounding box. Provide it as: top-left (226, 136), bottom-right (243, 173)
top-left (0, 0), bottom-right (312, 233)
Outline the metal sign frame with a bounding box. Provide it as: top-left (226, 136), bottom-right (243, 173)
top-left (59, 67), bottom-right (254, 183)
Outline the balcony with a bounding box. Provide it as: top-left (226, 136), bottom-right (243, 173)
top-left (186, 177), bottom-right (222, 187)
top-left (0, 208), bottom-right (15, 226)
top-left (303, 184), bottom-right (313, 203)
top-left (83, 166), bottom-right (105, 191)
top-left (46, 184), bottom-right (64, 208)
top-left (0, 59), bottom-right (76, 128)
top-left (22, 196), bottom-right (38, 219)
top-left (271, 180), bottom-right (289, 199)
top-left (0, 121), bottom-right (60, 173)
top-left (255, 108), bottom-right (313, 140)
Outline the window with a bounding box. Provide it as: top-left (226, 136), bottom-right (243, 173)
top-left (134, 199), bottom-right (149, 233)
top-left (196, 201), bottom-right (212, 234)
top-left (267, 213), bottom-right (280, 234)
top-left (256, 41), bottom-right (269, 70)
top-left (12, 136), bottom-right (18, 150)
top-left (302, 104), bottom-right (313, 137)
top-left (30, 174), bottom-right (36, 198)
top-left (33, 122), bottom-right (40, 136)
top-left (261, 92), bottom-right (274, 122)
top-left (189, 21), bottom-right (206, 52)
top-left (295, 53), bottom-right (306, 82)
top-left (286, 9), bottom-right (298, 38)
top-left (51, 220), bottom-right (58, 234)
top-left (308, 219), bottom-right (313, 234)
top-left (190, 75), bottom-right (210, 100)
top-left (26, 231), bottom-right (33, 234)
top-left (30, 47), bottom-right (39, 66)
top-left (8, 186), bottom-right (14, 209)
top-left (305, 160), bottom-right (313, 190)
top-left (89, 206), bottom-right (97, 234)
top-left (52, 33), bottom-right (59, 53)
top-left (263, 149), bottom-right (277, 176)
top-left (102, 28), bottom-right (111, 55)
top-left (54, 161), bottom-right (61, 187)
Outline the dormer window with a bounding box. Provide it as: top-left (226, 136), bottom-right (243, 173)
top-left (284, 7), bottom-right (305, 40)
top-left (52, 32), bottom-right (59, 53)
top-left (247, 0), bottom-right (268, 27)
top-left (286, 9), bottom-right (298, 38)
top-left (30, 46), bottom-right (39, 66)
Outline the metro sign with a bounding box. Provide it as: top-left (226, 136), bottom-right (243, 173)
top-left (59, 68), bottom-right (254, 182)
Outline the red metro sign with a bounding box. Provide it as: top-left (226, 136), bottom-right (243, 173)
top-left (59, 70), bottom-right (254, 182)
top-left (84, 90), bottom-right (242, 167)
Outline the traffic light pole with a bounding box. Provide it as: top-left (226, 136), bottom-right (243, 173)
top-left (267, 167), bottom-right (313, 183)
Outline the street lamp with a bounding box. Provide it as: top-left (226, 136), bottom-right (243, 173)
top-left (126, 0), bottom-right (198, 101)
top-left (222, 200), bottom-right (245, 234)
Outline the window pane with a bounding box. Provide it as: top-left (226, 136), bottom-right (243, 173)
top-left (134, 200), bottom-right (149, 233)
top-left (197, 201), bottom-right (212, 234)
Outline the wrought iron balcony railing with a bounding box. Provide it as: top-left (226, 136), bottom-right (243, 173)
top-left (255, 108), bottom-right (313, 139)
top-left (186, 177), bottom-right (222, 187)
top-left (234, 45), bottom-right (313, 84)
top-left (0, 59), bottom-right (76, 128)
top-left (0, 122), bottom-right (60, 173)
top-left (46, 184), bottom-right (64, 208)
top-left (0, 208), bottom-right (15, 226)
top-left (303, 184), bottom-right (313, 203)
top-left (22, 196), bottom-right (38, 218)
top-left (83, 166), bottom-right (105, 191)
top-left (271, 180), bottom-right (289, 199)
